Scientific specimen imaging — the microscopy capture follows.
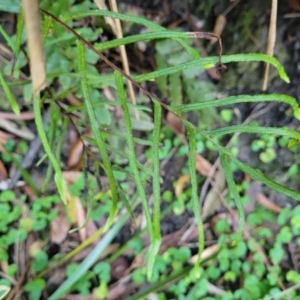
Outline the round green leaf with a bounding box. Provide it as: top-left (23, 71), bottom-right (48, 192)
top-left (259, 148), bottom-right (276, 163)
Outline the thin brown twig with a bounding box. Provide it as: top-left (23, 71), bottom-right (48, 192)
top-left (223, 0), bottom-right (240, 17)
top-left (264, 283), bottom-right (300, 300)
top-left (0, 271), bottom-right (17, 285)
top-left (23, 0), bottom-right (46, 96)
top-left (262, 0), bottom-right (278, 91)
top-left (6, 261), bottom-right (30, 300)
top-left (284, 12), bottom-right (300, 18)
top-left (186, 31), bottom-right (224, 68)
top-left (0, 111), bottom-right (35, 120)
top-left (108, 0), bottom-right (140, 120)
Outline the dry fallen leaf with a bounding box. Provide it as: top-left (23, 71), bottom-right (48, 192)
top-left (245, 181), bottom-right (261, 214)
top-left (180, 223), bottom-right (202, 244)
top-left (166, 111), bottom-right (185, 134)
top-left (126, 247), bottom-right (148, 273)
top-left (175, 174), bottom-right (190, 197)
top-left (50, 204), bottom-right (71, 244)
top-left (108, 283), bottom-right (136, 300)
top-left (211, 14), bottom-right (226, 44)
top-left (189, 244), bottom-right (219, 264)
top-left (0, 118), bottom-right (35, 140)
top-left (67, 130), bottom-right (91, 169)
top-left (0, 111), bottom-right (35, 120)
top-left (22, 184), bottom-right (37, 199)
top-left (67, 139), bottom-right (84, 169)
top-left (75, 197), bottom-right (89, 241)
top-left (111, 256), bottom-right (130, 280)
top-left (63, 171), bottom-right (82, 183)
top-left (0, 160), bottom-right (8, 180)
top-left (195, 154), bottom-right (213, 177)
top-left (257, 193), bottom-right (282, 213)
top-left (202, 167), bottom-right (226, 218)
top-left (66, 93), bottom-right (82, 106)
top-left (0, 260), bottom-right (9, 274)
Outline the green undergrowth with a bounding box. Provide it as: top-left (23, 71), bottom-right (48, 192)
top-left (0, 0), bottom-right (300, 299)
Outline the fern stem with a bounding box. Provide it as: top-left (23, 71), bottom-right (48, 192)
top-left (220, 153), bottom-right (245, 243)
top-left (33, 96), bottom-right (67, 204)
top-left (114, 71), bottom-right (156, 279)
top-left (152, 100), bottom-right (162, 241)
top-left (187, 125), bottom-right (204, 268)
top-left (114, 71), bottom-right (154, 237)
top-left (77, 41), bottom-right (118, 228)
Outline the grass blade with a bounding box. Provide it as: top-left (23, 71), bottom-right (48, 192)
top-left (34, 96), bottom-right (67, 204)
top-left (84, 137), bottom-right (153, 177)
top-left (0, 69), bottom-right (20, 115)
top-left (134, 54), bottom-right (289, 84)
top-left (118, 186), bottom-right (135, 222)
top-left (61, 10), bottom-right (200, 59)
top-left (0, 24), bottom-right (15, 52)
top-left (187, 125), bottom-right (204, 270)
top-left (151, 100), bottom-right (162, 272)
top-left (114, 70), bottom-right (155, 279)
top-left (207, 125), bottom-right (300, 141)
top-left (12, 7), bottom-right (24, 78)
top-left (94, 31), bottom-right (204, 52)
top-left (232, 157), bottom-right (300, 201)
top-left (174, 94), bottom-right (300, 120)
top-left (47, 212), bottom-right (129, 300)
top-left (220, 153), bottom-right (245, 244)
top-left (15, 7), bottom-right (24, 55)
top-left (77, 40), bottom-right (118, 228)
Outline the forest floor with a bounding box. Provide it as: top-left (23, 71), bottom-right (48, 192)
top-left (0, 0), bottom-right (300, 299)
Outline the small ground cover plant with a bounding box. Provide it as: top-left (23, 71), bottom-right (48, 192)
top-left (0, 0), bottom-right (300, 299)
